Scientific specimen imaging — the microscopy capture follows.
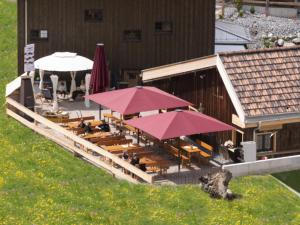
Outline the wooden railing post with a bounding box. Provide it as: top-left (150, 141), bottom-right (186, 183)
top-left (5, 97), bottom-right (154, 184)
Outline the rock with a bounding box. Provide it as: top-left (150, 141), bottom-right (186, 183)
top-left (284, 42), bottom-right (296, 47)
top-left (276, 39), bottom-right (284, 47)
top-left (219, 5), bottom-right (300, 49)
top-left (292, 37), bottom-right (300, 45)
top-left (199, 170), bottom-right (233, 199)
top-left (268, 33), bottom-right (273, 38)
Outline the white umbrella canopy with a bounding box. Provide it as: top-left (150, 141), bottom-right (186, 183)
top-left (34, 52), bottom-right (93, 72)
top-left (35, 52), bottom-right (93, 98)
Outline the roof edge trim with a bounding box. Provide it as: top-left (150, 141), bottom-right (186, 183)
top-left (216, 55), bottom-right (246, 122)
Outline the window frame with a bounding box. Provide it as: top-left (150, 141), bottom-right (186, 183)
top-left (29, 29), bottom-right (49, 42)
top-left (255, 132), bottom-right (276, 153)
top-left (84, 9), bottom-right (103, 23)
top-left (123, 30), bottom-right (142, 42)
top-left (155, 21), bottom-right (173, 34)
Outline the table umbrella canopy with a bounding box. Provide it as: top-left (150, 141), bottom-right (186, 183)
top-left (90, 44), bottom-right (109, 94)
top-left (85, 86), bottom-right (192, 115)
top-left (125, 110), bottom-right (234, 140)
top-left (34, 52), bottom-right (93, 72)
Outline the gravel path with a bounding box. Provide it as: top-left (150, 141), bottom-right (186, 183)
top-left (219, 6), bottom-right (300, 48)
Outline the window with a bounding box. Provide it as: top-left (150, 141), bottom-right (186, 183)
top-left (30, 29), bottom-right (48, 41)
top-left (84, 9), bottom-right (103, 22)
top-left (155, 21), bottom-right (173, 33)
top-left (256, 133), bottom-right (274, 152)
top-left (123, 30), bottom-right (142, 42)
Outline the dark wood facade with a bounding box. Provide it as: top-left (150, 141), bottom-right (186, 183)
top-left (17, 0), bottom-right (215, 78)
top-left (148, 69), bottom-right (300, 153)
top-left (149, 68), bottom-right (237, 145)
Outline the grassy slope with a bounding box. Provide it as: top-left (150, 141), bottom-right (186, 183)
top-left (0, 1), bottom-right (299, 224)
top-left (274, 170), bottom-right (300, 193)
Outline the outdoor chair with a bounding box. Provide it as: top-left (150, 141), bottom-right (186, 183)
top-left (41, 88), bottom-right (53, 102)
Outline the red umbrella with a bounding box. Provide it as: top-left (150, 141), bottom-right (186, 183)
top-left (85, 86), bottom-right (192, 115)
top-left (90, 43), bottom-right (109, 94)
top-left (125, 110), bottom-right (234, 140)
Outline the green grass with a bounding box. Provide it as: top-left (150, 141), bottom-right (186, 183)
top-left (273, 170), bottom-right (300, 193)
top-left (0, 0), bottom-right (300, 224)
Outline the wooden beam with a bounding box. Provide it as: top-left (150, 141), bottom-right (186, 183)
top-left (142, 55), bottom-right (217, 82)
top-left (6, 97), bottom-right (153, 184)
top-left (259, 124), bottom-right (283, 131)
top-left (233, 114), bottom-right (300, 129)
top-left (260, 117), bottom-right (300, 127)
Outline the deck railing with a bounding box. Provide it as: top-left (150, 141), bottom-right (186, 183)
top-left (6, 97), bottom-right (154, 184)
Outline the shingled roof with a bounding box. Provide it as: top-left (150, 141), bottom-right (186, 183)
top-left (219, 46), bottom-right (300, 117)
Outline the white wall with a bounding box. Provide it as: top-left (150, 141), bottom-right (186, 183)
top-left (223, 155), bottom-right (300, 177)
top-left (243, 5), bottom-right (298, 18)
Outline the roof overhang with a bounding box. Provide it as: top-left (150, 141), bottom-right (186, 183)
top-left (142, 55), bottom-right (217, 83)
top-left (233, 113), bottom-right (300, 129)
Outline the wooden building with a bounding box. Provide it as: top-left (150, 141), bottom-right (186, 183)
top-left (17, 0), bottom-right (215, 83)
top-left (142, 46), bottom-right (300, 157)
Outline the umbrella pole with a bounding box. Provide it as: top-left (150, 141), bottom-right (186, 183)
top-left (177, 138), bottom-right (181, 172)
top-left (137, 129), bottom-right (140, 144)
top-left (99, 105), bottom-right (102, 120)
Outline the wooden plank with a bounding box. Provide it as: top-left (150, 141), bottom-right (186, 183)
top-left (142, 55), bottom-right (217, 82)
top-left (6, 97), bottom-right (153, 183)
top-left (232, 114), bottom-right (246, 129)
top-left (259, 124), bottom-right (283, 131)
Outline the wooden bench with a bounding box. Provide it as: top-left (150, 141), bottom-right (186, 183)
top-left (89, 135), bottom-right (125, 144)
top-left (196, 140), bottom-right (213, 158)
top-left (97, 138), bottom-right (133, 146)
top-left (74, 128), bottom-right (100, 135)
top-left (163, 144), bottom-right (190, 166)
top-left (104, 113), bottom-right (122, 125)
top-left (124, 124), bottom-right (138, 135)
top-left (61, 116), bottom-right (95, 124)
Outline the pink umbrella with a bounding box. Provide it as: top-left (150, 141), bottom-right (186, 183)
top-left (90, 43), bottom-right (109, 94)
top-left (125, 110), bottom-right (234, 140)
top-left (85, 86), bottom-right (192, 115)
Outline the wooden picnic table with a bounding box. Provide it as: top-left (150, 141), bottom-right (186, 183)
top-left (140, 155), bottom-right (170, 167)
top-left (180, 141), bottom-right (201, 160)
top-left (66, 120), bottom-right (103, 129)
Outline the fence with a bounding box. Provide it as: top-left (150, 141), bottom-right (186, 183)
top-left (243, 0), bottom-right (300, 8)
top-left (223, 155), bottom-right (300, 177)
top-left (6, 97), bottom-right (154, 184)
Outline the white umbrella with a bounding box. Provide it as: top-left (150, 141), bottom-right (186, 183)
top-left (34, 52), bottom-right (93, 71)
top-left (34, 52), bottom-right (93, 97)
top-left (50, 75), bottom-right (59, 112)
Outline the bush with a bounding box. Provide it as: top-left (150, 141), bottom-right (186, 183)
top-left (234, 0), bottom-right (243, 11)
top-left (238, 10), bottom-right (244, 17)
top-left (250, 5), bottom-right (255, 14)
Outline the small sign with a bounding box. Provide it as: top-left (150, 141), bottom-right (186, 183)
top-left (24, 44), bottom-right (35, 72)
top-left (40, 30), bottom-right (48, 39)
